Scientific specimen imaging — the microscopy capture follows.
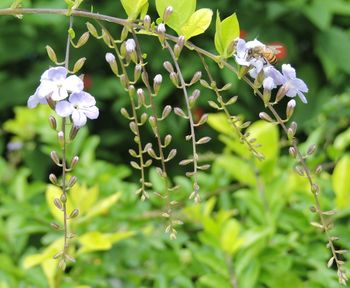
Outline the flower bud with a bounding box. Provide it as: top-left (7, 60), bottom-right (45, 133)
top-left (128, 85), bottom-right (135, 97)
top-left (73, 57), bottom-right (86, 73)
top-left (125, 39), bottom-right (136, 53)
top-left (50, 151), bottom-right (61, 166)
top-left (49, 173), bottom-right (58, 185)
top-left (275, 84), bottom-right (288, 103)
top-left (161, 105), bottom-right (172, 119)
top-left (54, 198), bottom-right (63, 210)
top-left (286, 99), bottom-right (296, 119)
top-left (163, 61), bottom-right (174, 73)
top-left (169, 72), bottom-right (178, 86)
top-left (76, 32), bottom-right (90, 48)
top-left (143, 15), bottom-right (151, 30)
top-left (157, 23), bottom-right (166, 43)
top-left (69, 126), bottom-right (79, 141)
top-left (153, 74), bottom-right (162, 94)
top-left (120, 74), bottom-right (129, 90)
top-left (307, 144), bottom-right (317, 155)
top-left (262, 89), bottom-right (271, 106)
top-left (68, 176), bottom-right (78, 188)
top-left (177, 36), bottom-right (185, 49)
top-left (69, 208), bottom-right (79, 219)
top-left (163, 6), bottom-right (173, 23)
top-left (134, 64), bottom-right (142, 82)
top-left (288, 146), bottom-right (297, 158)
top-left (57, 131), bottom-right (65, 147)
top-left (46, 45), bottom-right (57, 64)
top-left (190, 71), bottom-right (202, 85)
top-left (70, 156), bottom-right (79, 170)
top-left (259, 112), bottom-right (274, 122)
top-left (315, 164), bottom-right (322, 175)
top-left (137, 88), bottom-right (145, 105)
top-left (48, 116), bottom-right (57, 130)
top-left (50, 222), bottom-right (61, 230)
top-left (105, 52), bottom-right (115, 63)
top-left (311, 183), bottom-right (319, 194)
top-left (60, 193), bottom-right (67, 203)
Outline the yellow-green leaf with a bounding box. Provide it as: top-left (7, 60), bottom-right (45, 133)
top-left (80, 192), bottom-right (122, 221)
top-left (332, 154), bottom-right (350, 208)
top-left (155, 0), bottom-right (196, 34)
top-left (121, 0), bottom-right (148, 19)
top-left (180, 9), bottom-right (213, 40)
top-left (78, 231), bottom-right (112, 254)
top-left (215, 12), bottom-right (240, 58)
top-left (107, 231), bottom-right (136, 244)
top-left (70, 184), bottom-right (99, 216)
top-left (23, 237), bottom-right (64, 269)
top-left (220, 219), bottom-right (243, 255)
top-left (46, 185), bottom-right (73, 223)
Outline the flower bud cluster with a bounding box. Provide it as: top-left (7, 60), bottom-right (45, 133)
top-left (234, 38), bottom-right (308, 104)
top-left (27, 67), bottom-right (99, 127)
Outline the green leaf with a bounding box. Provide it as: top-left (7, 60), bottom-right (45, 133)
top-left (198, 274), bottom-right (231, 288)
top-left (216, 155), bottom-right (256, 187)
top-left (180, 9), bottom-right (213, 40)
top-left (207, 113), bottom-right (234, 136)
top-left (215, 12), bottom-right (240, 58)
top-left (46, 185), bottom-right (73, 224)
top-left (78, 231), bottom-right (112, 254)
top-left (194, 250), bottom-right (229, 278)
top-left (220, 219), bottom-right (243, 256)
top-left (332, 154), bottom-right (350, 209)
top-left (121, 0), bottom-right (148, 19)
top-left (155, 0), bottom-right (196, 34)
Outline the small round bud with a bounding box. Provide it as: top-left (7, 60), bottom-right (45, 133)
top-left (177, 36), bottom-right (185, 48)
top-left (60, 193), bottom-right (67, 203)
top-left (105, 52), bottom-right (115, 64)
top-left (311, 183), bottom-right (319, 194)
top-left (54, 198), bottom-right (63, 210)
top-left (163, 6), bottom-right (173, 23)
top-left (190, 71), bottom-right (202, 85)
top-left (288, 146), bottom-right (297, 158)
top-left (157, 23), bottom-right (166, 34)
top-left (153, 74), bottom-right (163, 94)
top-left (128, 85), bottom-right (135, 97)
top-left (315, 164), bottom-right (322, 175)
top-left (143, 15), bottom-right (151, 30)
top-left (125, 39), bottom-right (136, 53)
top-left (69, 126), bottom-right (79, 141)
top-left (286, 99), bottom-right (296, 119)
top-left (134, 64), bottom-right (142, 81)
top-left (49, 173), bottom-right (58, 185)
top-left (162, 105), bottom-right (172, 119)
top-left (169, 72), bottom-right (179, 86)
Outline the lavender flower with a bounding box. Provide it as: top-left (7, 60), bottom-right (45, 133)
top-left (55, 91), bottom-right (99, 127)
top-left (105, 52), bottom-right (115, 63)
top-left (34, 67), bottom-right (83, 101)
top-left (280, 64), bottom-right (308, 103)
top-left (125, 39), bottom-right (136, 53)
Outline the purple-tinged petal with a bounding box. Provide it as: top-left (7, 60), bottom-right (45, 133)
top-left (264, 66), bottom-right (285, 86)
top-left (263, 77), bottom-right (276, 90)
top-left (235, 38), bottom-right (247, 54)
top-left (72, 109), bottom-right (87, 127)
top-left (83, 106), bottom-right (99, 119)
top-left (297, 91), bottom-right (308, 103)
top-left (282, 64), bottom-right (296, 79)
top-left (56, 101), bottom-right (73, 117)
top-left (64, 75), bottom-right (84, 93)
top-left (291, 78), bottom-right (308, 93)
top-left (46, 67), bottom-right (67, 81)
top-left (246, 39), bottom-right (265, 49)
top-left (36, 81), bottom-right (55, 98)
top-left (28, 95), bottom-right (40, 108)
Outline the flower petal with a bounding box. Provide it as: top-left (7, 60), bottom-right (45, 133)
top-left (72, 109), bottom-right (87, 127)
top-left (46, 67), bottom-right (67, 81)
top-left (83, 106), bottom-right (99, 120)
top-left (36, 81), bottom-right (55, 98)
top-left (282, 64), bottom-right (296, 79)
top-left (64, 75), bottom-right (84, 93)
top-left (51, 87), bottom-right (68, 101)
top-left (55, 101), bottom-right (73, 117)
top-left (297, 91), bottom-right (308, 103)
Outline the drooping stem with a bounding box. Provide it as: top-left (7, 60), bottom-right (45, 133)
top-left (165, 40), bottom-right (200, 202)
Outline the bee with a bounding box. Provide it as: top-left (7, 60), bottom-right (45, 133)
top-left (248, 45), bottom-right (282, 64)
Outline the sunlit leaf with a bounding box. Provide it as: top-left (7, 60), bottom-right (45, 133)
top-left (121, 0), bottom-right (148, 19)
top-left (220, 219), bottom-right (243, 255)
top-left (155, 0), bottom-right (196, 34)
top-left (215, 12), bottom-right (240, 58)
top-left (332, 154), bottom-right (350, 208)
top-left (180, 9), bottom-right (213, 40)
top-left (46, 185), bottom-right (73, 223)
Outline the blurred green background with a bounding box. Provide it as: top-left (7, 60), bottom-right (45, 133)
top-left (1, 0), bottom-right (350, 287)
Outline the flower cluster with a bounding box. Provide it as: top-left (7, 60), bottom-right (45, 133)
top-left (234, 38), bottom-right (308, 104)
top-left (28, 67), bottom-right (99, 127)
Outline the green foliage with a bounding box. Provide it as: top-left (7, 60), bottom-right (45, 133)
top-left (121, 0), bottom-right (149, 19)
top-left (214, 12), bottom-right (240, 58)
top-left (156, 0), bottom-right (212, 39)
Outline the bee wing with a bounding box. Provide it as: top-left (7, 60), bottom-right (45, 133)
top-left (267, 45), bottom-right (283, 54)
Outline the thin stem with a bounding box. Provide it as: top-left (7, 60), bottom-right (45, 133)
top-left (61, 15), bottom-right (73, 268)
top-left (165, 40), bottom-right (200, 202)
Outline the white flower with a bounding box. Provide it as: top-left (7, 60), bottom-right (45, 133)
top-left (125, 39), bottom-right (136, 53)
top-left (27, 87), bottom-right (48, 108)
top-left (34, 67), bottom-right (83, 101)
top-left (157, 23), bottom-right (166, 33)
top-left (55, 91), bottom-right (99, 127)
top-left (281, 64), bottom-right (308, 103)
top-left (154, 74), bottom-right (163, 85)
top-left (263, 76), bottom-right (276, 90)
top-left (105, 52), bottom-right (115, 63)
